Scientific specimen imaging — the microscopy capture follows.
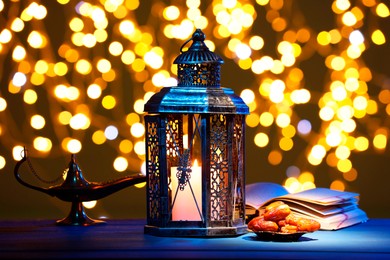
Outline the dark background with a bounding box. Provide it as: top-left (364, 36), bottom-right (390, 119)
top-left (0, 0), bottom-right (389, 221)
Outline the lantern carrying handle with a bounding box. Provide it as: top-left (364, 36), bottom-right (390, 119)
top-left (179, 28), bottom-right (207, 53)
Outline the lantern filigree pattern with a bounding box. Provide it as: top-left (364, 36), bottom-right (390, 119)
top-left (210, 114), bottom-right (229, 221)
top-left (176, 149), bottom-right (192, 191)
top-left (166, 114), bottom-right (183, 163)
top-left (177, 63), bottom-right (221, 87)
top-left (145, 117), bottom-right (162, 223)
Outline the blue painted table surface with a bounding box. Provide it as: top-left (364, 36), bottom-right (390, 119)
top-left (0, 218), bottom-right (389, 259)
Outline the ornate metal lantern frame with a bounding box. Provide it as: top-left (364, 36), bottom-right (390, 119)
top-left (143, 29), bottom-right (249, 237)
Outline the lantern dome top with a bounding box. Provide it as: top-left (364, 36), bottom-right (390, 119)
top-left (173, 29), bottom-right (224, 65)
top-left (143, 29), bottom-right (249, 115)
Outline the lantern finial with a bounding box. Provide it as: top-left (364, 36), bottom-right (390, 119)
top-left (179, 29), bottom-right (207, 53)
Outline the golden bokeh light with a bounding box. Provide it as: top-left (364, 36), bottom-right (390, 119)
top-left (0, 0), bottom-right (389, 197)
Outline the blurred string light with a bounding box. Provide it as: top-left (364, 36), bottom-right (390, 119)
top-left (0, 0), bottom-right (389, 197)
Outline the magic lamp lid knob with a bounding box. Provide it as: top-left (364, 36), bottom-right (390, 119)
top-left (61, 154), bottom-right (89, 188)
top-left (173, 29), bottom-right (224, 87)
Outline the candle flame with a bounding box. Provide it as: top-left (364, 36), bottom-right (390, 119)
top-left (193, 159), bottom-right (199, 167)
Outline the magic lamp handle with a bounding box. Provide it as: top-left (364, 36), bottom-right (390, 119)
top-left (14, 151), bottom-right (51, 196)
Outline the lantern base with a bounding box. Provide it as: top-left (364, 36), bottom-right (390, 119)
top-left (144, 224), bottom-right (248, 237)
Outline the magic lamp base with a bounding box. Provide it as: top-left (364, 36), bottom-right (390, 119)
top-left (56, 201), bottom-right (106, 226)
top-left (144, 224), bottom-right (248, 237)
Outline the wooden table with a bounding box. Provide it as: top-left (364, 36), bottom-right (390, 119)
top-left (0, 218), bottom-right (389, 259)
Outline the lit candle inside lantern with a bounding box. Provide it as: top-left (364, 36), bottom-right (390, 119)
top-left (171, 160), bottom-right (202, 221)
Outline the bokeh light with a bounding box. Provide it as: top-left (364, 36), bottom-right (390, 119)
top-left (0, 0), bottom-right (389, 202)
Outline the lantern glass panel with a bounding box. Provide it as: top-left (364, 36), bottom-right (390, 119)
top-left (168, 114), bottom-right (203, 222)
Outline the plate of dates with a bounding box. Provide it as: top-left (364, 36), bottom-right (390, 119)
top-left (247, 201), bottom-right (321, 242)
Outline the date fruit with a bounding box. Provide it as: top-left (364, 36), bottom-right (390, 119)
top-left (247, 201), bottom-right (321, 233)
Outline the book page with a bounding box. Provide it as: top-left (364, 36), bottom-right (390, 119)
top-left (278, 199), bottom-right (358, 216)
top-left (292, 207), bottom-right (368, 230)
top-left (245, 182), bottom-right (289, 209)
top-left (245, 182), bottom-right (359, 209)
top-left (279, 187), bottom-right (360, 205)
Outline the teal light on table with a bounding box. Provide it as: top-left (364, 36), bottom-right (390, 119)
top-left (143, 29), bottom-right (249, 237)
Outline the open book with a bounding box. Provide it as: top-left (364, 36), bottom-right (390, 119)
top-left (245, 182), bottom-right (369, 230)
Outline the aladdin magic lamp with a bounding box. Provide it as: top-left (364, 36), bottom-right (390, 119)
top-left (14, 147), bottom-right (147, 226)
top-left (143, 29), bottom-right (249, 237)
